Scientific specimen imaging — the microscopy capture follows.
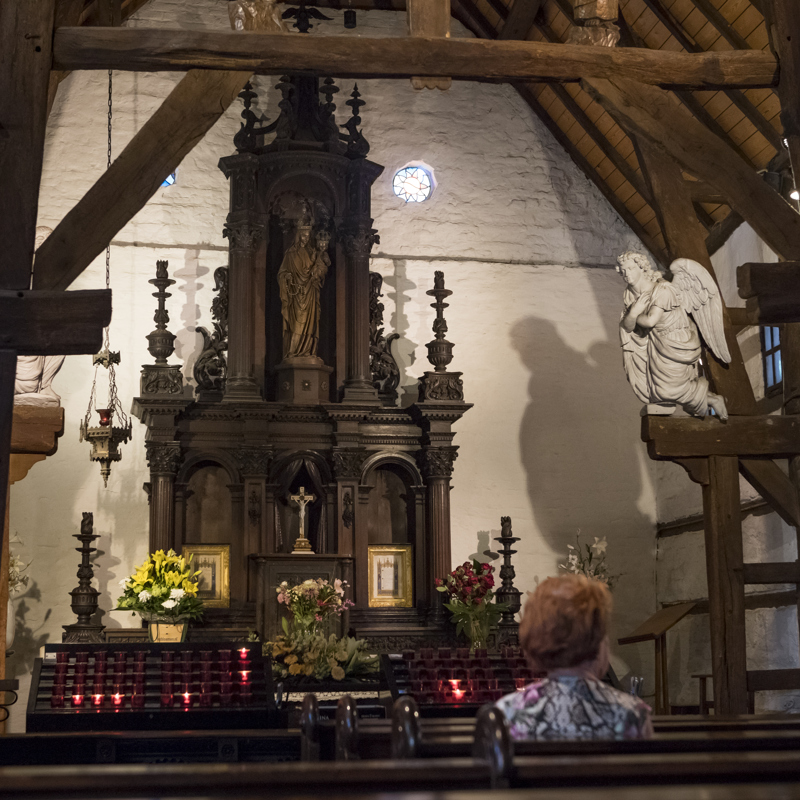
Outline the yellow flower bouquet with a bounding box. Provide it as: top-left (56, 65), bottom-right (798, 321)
top-left (116, 549), bottom-right (204, 621)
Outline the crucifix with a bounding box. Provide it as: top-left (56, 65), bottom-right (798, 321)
top-left (290, 486), bottom-right (316, 554)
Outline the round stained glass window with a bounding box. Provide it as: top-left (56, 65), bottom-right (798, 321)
top-left (393, 166), bottom-right (433, 203)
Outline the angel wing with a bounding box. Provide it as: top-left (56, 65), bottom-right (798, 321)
top-left (670, 258), bottom-right (731, 364)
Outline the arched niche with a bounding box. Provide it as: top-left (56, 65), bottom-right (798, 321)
top-left (182, 457), bottom-right (245, 603)
top-left (270, 450), bottom-right (333, 554)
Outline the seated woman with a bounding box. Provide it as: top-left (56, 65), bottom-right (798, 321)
top-left (496, 574), bottom-right (652, 740)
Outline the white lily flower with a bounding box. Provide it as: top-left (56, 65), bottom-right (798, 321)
top-left (591, 537), bottom-right (608, 555)
top-left (118, 577), bottom-right (129, 587)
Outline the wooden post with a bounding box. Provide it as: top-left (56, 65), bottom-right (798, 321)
top-left (702, 455), bottom-right (748, 715)
top-left (407, 0), bottom-right (451, 90)
top-left (145, 443), bottom-right (181, 552)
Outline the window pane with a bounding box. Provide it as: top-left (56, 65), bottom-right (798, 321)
top-left (765, 326), bottom-right (772, 351)
top-left (774, 326), bottom-right (780, 347)
top-left (776, 350), bottom-right (783, 384)
top-left (766, 355), bottom-right (774, 388)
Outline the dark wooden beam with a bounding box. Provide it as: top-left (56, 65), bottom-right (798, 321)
top-left (51, 26), bottom-right (779, 88)
top-left (643, 415), bottom-right (800, 458)
top-left (32, 69), bottom-right (252, 291)
top-left (743, 562), bottom-right (800, 585)
top-left (706, 209), bottom-right (745, 256)
top-left (0, 290), bottom-right (112, 354)
top-left (703, 455), bottom-right (748, 715)
top-left (687, 180), bottom-right (727, 205)
top-left (616, 9), bottom-right (756, 169)
top-left (1, 0), bottom-right (57, 291)
top-left (499, 0), bottom-right (542, 40)
top-left (738, 261), bottom-right (800, 324)
top-left (739, 458), bottom-right (800, 530)
top-left (638, 0), bottom-right (782, 151)
top-left (582, 77), bottom-right (800, 262)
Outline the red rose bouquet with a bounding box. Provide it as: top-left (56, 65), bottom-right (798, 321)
top-left (436, 560), bottom-right (506, 650)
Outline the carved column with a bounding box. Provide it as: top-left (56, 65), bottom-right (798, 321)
top-left (332, 448), bottom-right (367, 602)
top-left (418, 447), bottom-right (458, 622)
top-left (340, 227), bottom-right (380, 402)
top-left (146, 442), bottom-right (182, 553)
top-left (235, 446), bottom-right (274, 559)
top-left (220, 153), bottom-right (264, 401)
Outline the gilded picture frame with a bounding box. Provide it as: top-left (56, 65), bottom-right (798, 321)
top-left (368, 544), bottom-right (413, 608)
top-left (182, 544), bottom-right (231, 608)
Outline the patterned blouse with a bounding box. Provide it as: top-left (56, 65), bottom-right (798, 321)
top-left (496, 676), bottom-right (652, 741)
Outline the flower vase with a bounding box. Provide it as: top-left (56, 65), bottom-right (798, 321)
top-left (466, 615), bottom-right (489, 653)
top-left (140, 612), bottom-right (189, 643)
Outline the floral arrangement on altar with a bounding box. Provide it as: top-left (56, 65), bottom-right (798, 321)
top-left (264, 577), bottom-right (377, 682)
top-left (436, 560), bottom-right (506, 649)
top-left (559, 533), bottom-right (619, 589)
top-left (8, 550), bottom-right (30, 596)
top-left (116, 549), bottom-right (204, 620)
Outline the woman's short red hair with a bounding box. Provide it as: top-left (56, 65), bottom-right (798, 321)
top-left (519, 574), bottom-right (612, 671)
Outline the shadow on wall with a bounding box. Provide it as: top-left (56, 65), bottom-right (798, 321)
top-left (9, 589), bottom-right (51, 686)
top-left (381, 259), bottom-right (419, 408)
top-left (509, 313), bottom-right (649, 552)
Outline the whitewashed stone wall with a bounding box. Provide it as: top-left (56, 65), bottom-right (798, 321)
top-left (656, 222), bottom-right (800, 713)
top-left (6, 0), bottom-right (657, 731)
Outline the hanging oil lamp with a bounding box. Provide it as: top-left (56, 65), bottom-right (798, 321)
top-left (79, 69), bottom-right (132, 487)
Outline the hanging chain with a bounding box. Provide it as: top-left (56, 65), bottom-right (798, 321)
top-left (103, 69), bottom-right (113, 351)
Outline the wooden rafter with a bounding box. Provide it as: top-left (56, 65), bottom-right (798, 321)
top-left (52, 26), bottom-right (778, 88)
top-left (686, 0), bottom-right (753, 52)
top-left (33, 68), bottom-right (252, 291)
top-left (637, 0), bottom-right (781, 151)
top-left (500, 0), bottom-right (544, 40)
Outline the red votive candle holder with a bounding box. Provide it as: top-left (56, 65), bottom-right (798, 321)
top-left (76, 651), bottom-right (89, 663)
top-left (199, 650), bottom-right (212, 662)
top-left (474, 648), bottom-right (488, 659)
top-left (240, 686), bottom-right (252, 705)
top-left (219, 692), bottom-right (232, 707)
top-left (161, 651), bottom-right (174, 663)
top-left (420, 648), bottom-right (434, 660)
top-left (181, 690), bottom-right (193, 707)
top-left (456, 648), bottom-right (469, 660)
top-left (112, 692), bottom-right (124, 707)
top-left (160, 692), bottom-right (174, 708)
top-left (238, 647), bottom-right (249, 660)
top-left (132, 692), bottom-right (145, 709)
top-left (74, 662), bottom-right (88, 676)
top-left (133, 662), bottom-right (145, 675)
top-left (92, 693), bottom-right (104, 707)
top-left (199, 692), bottom-right (212, 708)
top-left (239, 670), bottom-right (250, 683)
top-left (55, 651), bottom-right (69, 664)
top-left (50, 693), bottom-right (65, 708)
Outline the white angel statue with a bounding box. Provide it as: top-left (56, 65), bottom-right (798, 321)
top-left (616, 251), bottom-right (731, 420)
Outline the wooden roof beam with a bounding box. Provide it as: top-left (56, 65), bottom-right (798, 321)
top-left (499, 0), bottom-right (543, 40)
top-left (582, 77), bottom-right (800, 262)
top-left (51, 27), bottom-right (779, 89)
top-left (638, 0), bottom-right (782, 151)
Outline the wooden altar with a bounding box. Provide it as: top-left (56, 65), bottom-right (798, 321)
top-left (133, 76), bottom-right (470, 647)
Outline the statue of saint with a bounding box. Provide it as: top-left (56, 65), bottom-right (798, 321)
top-left (617, 251), bottom-right (730, 420)
top-left (277, 224), bottom-right (331, 360)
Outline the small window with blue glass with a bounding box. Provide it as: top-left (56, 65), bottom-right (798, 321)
top-left (762, 325), bottom-right (782, 396)
top-left (161, 173), bottom-right (176, 188)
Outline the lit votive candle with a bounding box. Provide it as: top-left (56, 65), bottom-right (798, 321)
top-left (112, 692), bottom-right (124, 707)
top-left (71, 693), bottom-right (84, 707)
top-left (238, 648), bottom-right (249, 659)
top-left (92, 693), bottom-right (104, 707)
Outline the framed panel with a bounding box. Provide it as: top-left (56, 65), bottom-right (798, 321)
top-left (182, 543), bottom-right (230, 608)
top-left (368, 544), bottom-right (413, 608)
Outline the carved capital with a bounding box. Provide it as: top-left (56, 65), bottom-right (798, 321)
top-left (419, 372), bottom-right (464, 402)
top-left (141, 365), bottom-right (183, 396)
top-left (223, 221), bottom-right (264, 251)
top-left (234, 446), bottom-right (274, 476)
top-left (331, 448), bottom-right (367, 479)
top-left (145, 442), bottom-right (182, 475)
top-left (340, 228), bottom-right (379, 258)
top-left (417, 447), bottom-right (458, 479)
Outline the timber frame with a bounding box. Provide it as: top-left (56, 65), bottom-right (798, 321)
top-left (3, 0), bottom-right (800, 718)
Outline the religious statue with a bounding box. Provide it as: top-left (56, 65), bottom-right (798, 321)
top-left (277, 218), bottom-right (331, 361)
top-left (290, 486), bottom-right (316, 554)
top-left (616, 251), bottom-right (731, 421)
top-left (228, 0), bottom-right (287, 31)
